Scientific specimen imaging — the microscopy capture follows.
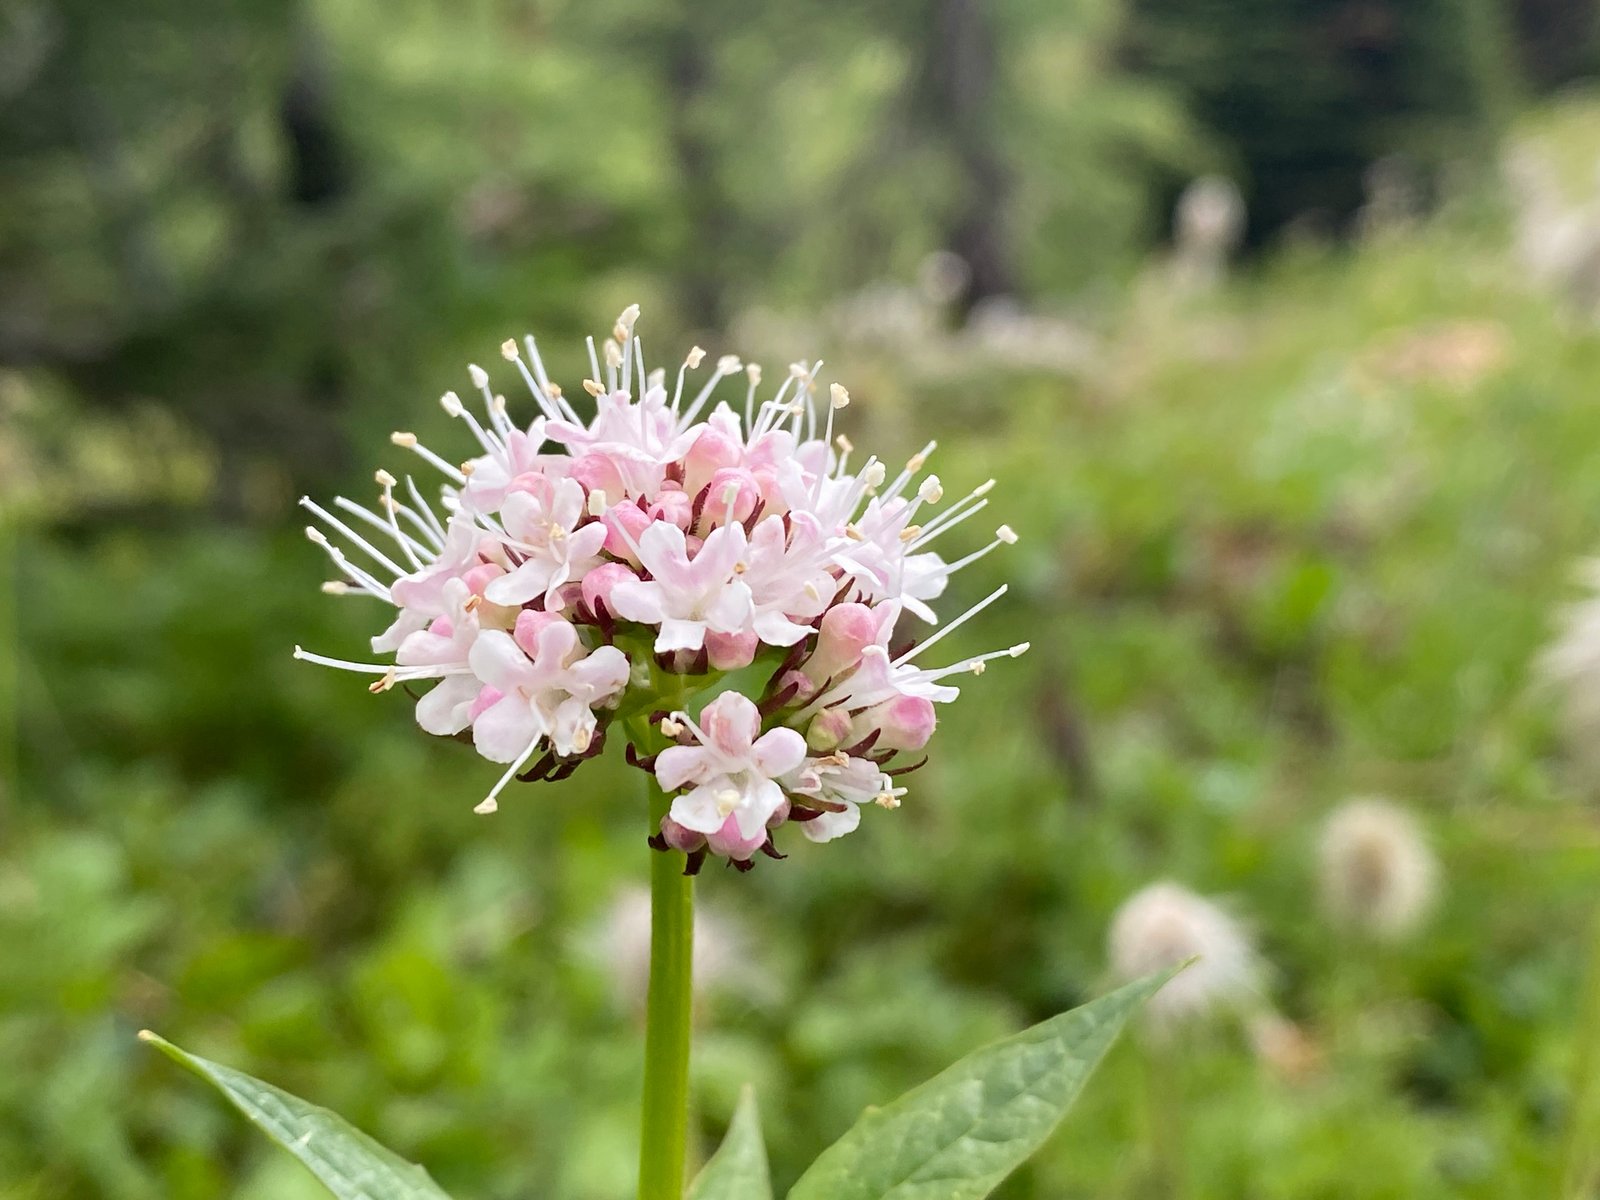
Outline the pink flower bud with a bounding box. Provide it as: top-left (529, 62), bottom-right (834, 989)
top-left (601, 503), bottom-right (652, 565)
top-left (427, 615), bottom-right (454, 638)
top-left (659, 816), bottom-right (707, 854)
top-left (751, 465), bottom-right (788, 515)
top-left (503, 470), bottom-right (544, 497)
top-left (513, 609), bottom-right (563, 657)
top-left (777, 668), bottom-right (817, 704)
top-left (698, 467), bottom-right (760, 532)
top-left (570, 452), bottom-right (625, 497)
top-left (806, 706), bottom-right (853, 751)
top-left (549, 580), bottom-right (584, 613)
top-left (705, 629), bottom-right (758, 671)
top-left (855, 694), bottom-right (936, 751)
top-left (649, 484), bottom-right (694, 531)
top-left (683, 426), bottom-right (743, 496)
top-left (462, 562), bottom-right (505, 597)
top-left (582, 561), bottom-right (638, 619)
top-left (804, 603), bottom-right (878, 684)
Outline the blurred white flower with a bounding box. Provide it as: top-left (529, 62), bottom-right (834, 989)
top-left (1169, 175), bottom-right (1245, 293)
top-left (1318, 798), bottom-right (1439, 940)
top-left (1539, 560), bottom-right (1600, 763)
top-left (1108, 881), bottom-right (1261, 1033)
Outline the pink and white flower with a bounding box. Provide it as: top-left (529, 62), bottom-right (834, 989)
top-left (608, 521), bottom-right (753, 653)
top-left (297, 306), bottom-right (1025, 866)
top-left (483, 476), bottom-right (607, 610)
top-left (468, 618), bottom-right (629, 812)
top-left (654, 693), bottom-right (807, 851)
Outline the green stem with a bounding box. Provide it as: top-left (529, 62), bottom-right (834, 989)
top-left (639, 773), bottom-right (694, 1200)
top-left (1139, 1040), bottom-right (1189, 1200)
top-left (1561, 907), bottom-right (1600, 1197)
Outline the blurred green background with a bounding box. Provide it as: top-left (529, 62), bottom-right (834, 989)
top-left (8, 0), bottom-right (1600, 1196)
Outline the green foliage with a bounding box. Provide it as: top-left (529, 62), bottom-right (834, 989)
top-left (788, 973), bottom-right (1164, 1200)
top-left (142, 1033), bottom-right (452, 1200)
top-left (687, 1088), bottom-right (772, 1200)
top-left (142, 976), bottom-right (1152, 1200)
top-left (5, 2), bottom-right (1600, 1195)
top-left (12, 192), bottom-right (1600, 1196)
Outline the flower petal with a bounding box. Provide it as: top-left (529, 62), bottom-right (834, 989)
top-left (751, 726), bottom-right (807, 777)
top-left (473, 694), bottom-right (543, 762)
top-left (671, 783), bottom-right (728, 834)
top-left (415, 675), bottom-right (478, 735)
top-left (468, 629), bottom-right (535, 692)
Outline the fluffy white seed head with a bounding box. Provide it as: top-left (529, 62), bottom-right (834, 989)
top-left (1109, 882), bottom-right (1261, 1034)
top-left (1538, 565), bottom-right (1600, 768)
top-left (1318, 798), bottom-right (1439, 940)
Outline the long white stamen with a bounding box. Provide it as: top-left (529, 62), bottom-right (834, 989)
top-left (292, 645), bottom-right (473, 678)
top-left (894, 585), bottom-right (1008, 664)
top-left (883, 441), bottom-right (938, 504)
top-left (942, 527), bottom-right (1019, 576)
top-left (374, 471), bottom-right (426, 568)
top-left (747, 374), bottom-right (801, 442)
top-left (744, 363), bottom-right (762, 429)
top-left (391, 432), bottom-right (467, 484)
top-left (402, 475), bottom-right (447, 544)
top-left (304, 534), bottom-right (391, 598)
top-left (476, 734), bottom-right (545, 814)
top-left (468, 364), bottom-right (515, 438)
top-left (674, 346), bottom-right (706, 414)
top-left (440, 391), bottom-right (505, 457)
top-left (907, 643), bottom-right (1030, 683)
top-left (332, 494), bottom-right (426, 568)
top-left (679, 355), bottom-right (741, 429)
top-left (516, 335), bottom-right (583, 423)
top-left (914, 481), bottom-right (994, 545)
top-left (502, 341), bottom-right (574, 425)
top-left (300, 497), bottom-right (406, 576)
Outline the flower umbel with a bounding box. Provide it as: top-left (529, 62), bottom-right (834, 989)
top-left (297, 307), bottom-right (1025, 869)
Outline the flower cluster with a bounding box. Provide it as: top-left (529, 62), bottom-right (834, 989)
top-left (297, 307), bottom-right (1024, 870)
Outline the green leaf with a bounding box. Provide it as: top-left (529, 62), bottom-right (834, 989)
top-left (786, 972), bottom-right (1168, 1200)
top-left (688, 1085), bottom-right (772, 1200)
top-left (140, 1031), bottom-right (451, 1200)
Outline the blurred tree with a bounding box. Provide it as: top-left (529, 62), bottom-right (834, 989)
top-left (913, 0), bottom-right (1017, 315)
top-left (0, 0), bottom-right (363, 511)
top-left (1510, 0), bottom-right (1600, 91)
top-left (1118, 0), bottom-right (1515, 242)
